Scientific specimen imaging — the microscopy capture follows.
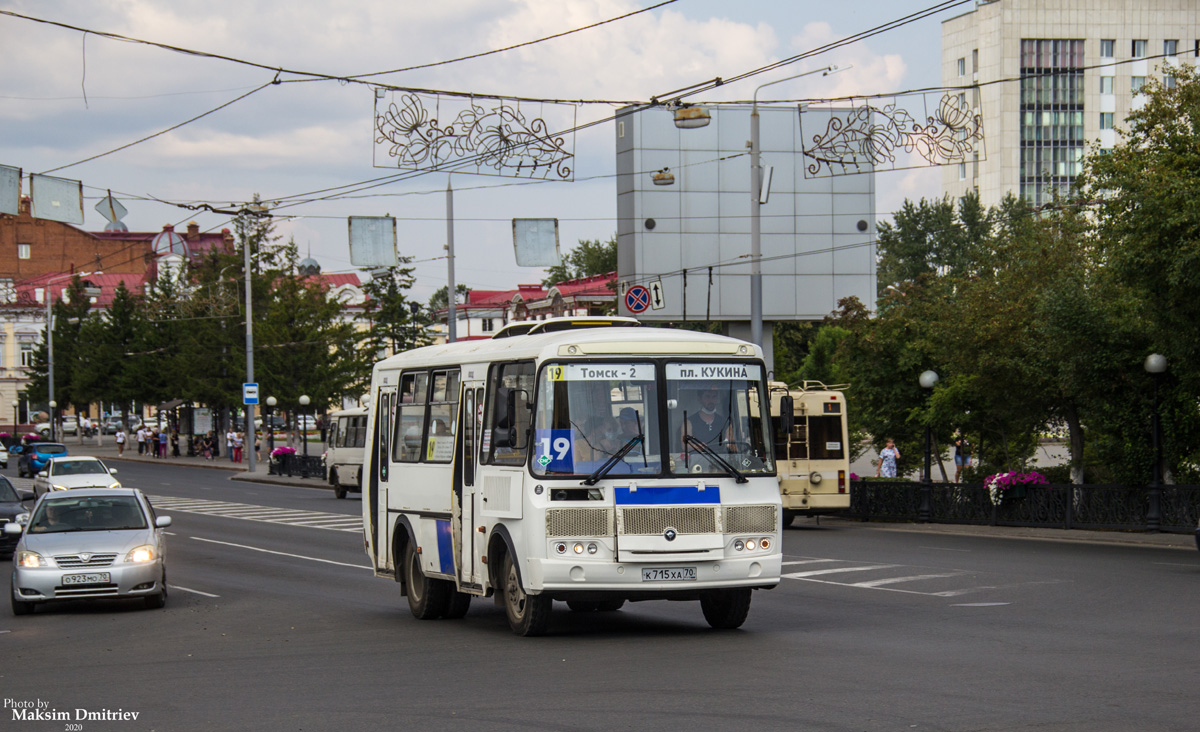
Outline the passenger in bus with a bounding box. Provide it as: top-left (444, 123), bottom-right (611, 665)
top-left (682, 385), bottom-right (734, 448)
top-left (618, 407), bottom-right (642, 442)
top-left (578, 416), bottom-right (620, 461)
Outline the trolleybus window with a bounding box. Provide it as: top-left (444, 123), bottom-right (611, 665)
top-left (532, 362), bottom-right (659, 477)
top-left (667, 363), bottom-right (773, 477)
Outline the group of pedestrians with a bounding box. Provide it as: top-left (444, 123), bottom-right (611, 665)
top-left (113, 424), bottom-right (179, 459)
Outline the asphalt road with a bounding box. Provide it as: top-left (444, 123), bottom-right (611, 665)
top-left (3, 460), bottom-right (1199, 731)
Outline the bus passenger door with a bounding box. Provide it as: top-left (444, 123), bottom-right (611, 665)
top-left (454, 382), bottom-right (485, 586)
top-left (369, 386), bottom-right (396, 573)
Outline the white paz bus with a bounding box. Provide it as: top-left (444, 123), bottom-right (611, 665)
top-left (361, 318), bottom-right (782, 636)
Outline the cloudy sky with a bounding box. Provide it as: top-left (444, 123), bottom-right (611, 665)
top-left (0, 0), bottom-right (963, 301)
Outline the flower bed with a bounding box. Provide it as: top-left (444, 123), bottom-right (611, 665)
top-left (985, 471), bottom-right (1048, 506)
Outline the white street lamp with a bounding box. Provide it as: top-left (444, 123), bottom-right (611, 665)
top-left (299, 395), bottom-right (311, 457)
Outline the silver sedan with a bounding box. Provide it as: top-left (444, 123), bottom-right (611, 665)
top-left (32, 456), bottom-right (121, 497)
top-left (5, 488), bottom-right (170, 614)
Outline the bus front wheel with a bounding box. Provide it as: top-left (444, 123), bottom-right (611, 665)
top-left (503, 554), bottom-right (551, 636)
top-left (403, 542), bottom-right (450, 620)
top-left (700, 588), bottom-right (752, 630)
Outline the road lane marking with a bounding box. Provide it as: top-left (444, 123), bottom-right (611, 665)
top-left (784, 564), bottom-right (896, 578)
top-left (169, 585), bottom-right (220, 598)
top-left (852, 572), bottom-right (968, 588)
top-left (190, 536), bottom-right (372, 570)
top-left (781, 559), bottom-right (838, 566)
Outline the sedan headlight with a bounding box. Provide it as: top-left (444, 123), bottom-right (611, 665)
top-left (17, 550), bottom-right (48, 568)
top-left (50, 484), bottom-right (69, 492)
top-left (126, 545), bottom-right (156, 563)
top-left (108, 481), bottom-right (121, 490)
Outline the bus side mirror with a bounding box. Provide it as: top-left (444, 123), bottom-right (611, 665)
top-left (779, 395), bottom-right (794, 435)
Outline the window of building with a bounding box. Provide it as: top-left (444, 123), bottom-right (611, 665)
top-left (958, 162), bottom-right (966, 181)
top-left (19, 342), bottom-right (33, 368)
top-left (972, 49), bottom-right (978, 73)
top-left (1132, 40), bottom-right (1147, 58)
top-left (1164, 40), bottom-right (1178, 57)
top-left (957, 57), bottom-right (966, 76)
top-left (17, 243), bottom-right (30, 260)
top-left (1165, 73), bottom-right (1177, 90)
top-left (1100, 76), bottom-right (1114, 94)
top-left (1100, 113), bottom-right (1114, 130)
top-left (1132, 76), bottom-right (1147, 93)
top-left (480, 318), bottom-right (495, 333)
top-left (1100, 39), bottom-right (1115, 58)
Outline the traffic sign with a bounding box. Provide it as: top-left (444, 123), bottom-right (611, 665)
top-left (625, 285), bottom-right (650, 314)
top-left (243, 383), bottom-right (260, 405)
top-left (649, 280), bottom-right (665, 310)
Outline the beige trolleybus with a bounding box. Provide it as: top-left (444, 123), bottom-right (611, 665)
top-left (770, 381), bottom-right (851, 526)
top-left (326, 406), bottom-right (368, 500)
top-left (361, 317), bottom-right (782, 636)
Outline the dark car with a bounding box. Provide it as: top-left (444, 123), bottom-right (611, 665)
top-left (0, 476), bottom-right (34, 557)
top-left (17, 442), bottom-right (69, 478)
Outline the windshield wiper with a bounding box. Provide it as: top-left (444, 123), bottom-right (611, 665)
top-left (583, 436), bottom-right (643, 486)
top-left (684, 435), bottom-right (748, 484)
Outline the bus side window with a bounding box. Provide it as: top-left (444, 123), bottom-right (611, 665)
top-left (394, 371), bottom-right (428, 463)
top-left (425, 369), bottom-right (460, 463)
top-left (485, 361), bottom-right (534, 466)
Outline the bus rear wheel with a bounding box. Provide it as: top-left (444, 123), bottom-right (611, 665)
top-left (444, 591), bottom-right (472, 619)
top-left (503, 553), bottom-right (550, 636)
top-left (700, 588), bottom-right (752, 630)
top-left (403, 542), bottom-right (450, 619)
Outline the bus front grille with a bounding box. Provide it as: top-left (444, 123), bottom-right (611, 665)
top-left (723, 505), bottom-right (778, 534)
top-left (617, 507), bottom-right (718, 535)
top-left (546, 508), bottom-right (614, 538)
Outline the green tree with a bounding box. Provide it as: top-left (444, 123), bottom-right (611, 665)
top-left (361, 262), bottom-right (426, 357)
top-left (429, 284), bottom-right (469, 312)
top-left (542, 236), bottom-right (617, 286)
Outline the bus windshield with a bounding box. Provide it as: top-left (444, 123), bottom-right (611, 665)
top-left (531, 360), bottom-right (774, 479)
top-left (533, 362), bottom-right (661, 478)
top-left (666, 363), bottom-right (773, 477)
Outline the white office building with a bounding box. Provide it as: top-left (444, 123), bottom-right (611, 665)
top-left (942, 0), bottom-right (1199, 207)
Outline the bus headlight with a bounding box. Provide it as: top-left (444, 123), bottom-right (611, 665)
top-left (573, 543), bottom-right (585, 554)
top-left (760, 538), bottom-right (771, 550)
top-left (733, 540), bottom-right (745, 551)
top-left (587, 543), bottom-right (598, 555)
top-left (745, 539), bottom-right (757, 551)
top-left (555, 542), bottom-right (567, 555)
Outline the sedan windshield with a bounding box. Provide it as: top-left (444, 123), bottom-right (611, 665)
top-left (27, 496), bottom-right (147, 534)
top-left (51, 459), bottom-right (107, 476)
top-left (533, 362), bottom-right (660, 478)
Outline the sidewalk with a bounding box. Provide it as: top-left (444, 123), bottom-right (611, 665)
top-left (53, 435), bottom-right (330, 491)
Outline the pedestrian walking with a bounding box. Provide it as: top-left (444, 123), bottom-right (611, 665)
top-left (876, 439), bottom-right (900, 478)
top-left (159, 428), bottom-right (168, 458)
top-left (227, 428), bottom-right (236, 463)
top-left (232, 431), bottom-right (244, 463)
top-left (954, 432), bottom-right (972, 483)
top-left (171, 430), bottom-right (180, 458)
top-left (136, 425), bottom-right (147, 455)
top-left (115, 426), bottom-right (126, 456)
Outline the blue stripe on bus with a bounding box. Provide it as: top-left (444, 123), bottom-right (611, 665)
top-left (613, 485), bottom-right (721, 505)
top-left (436, 520), bottom-right (455, 575)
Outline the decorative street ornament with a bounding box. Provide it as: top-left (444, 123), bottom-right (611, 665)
top-left (374, 91), bottom-right (576, 180)
top-left (800, 90), bottom-right (985, 178)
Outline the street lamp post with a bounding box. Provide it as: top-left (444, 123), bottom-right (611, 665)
top-left (750, 65), bottom-right (840, 355)
top-left (1144, 353), bottom-right (1167, 532)
top-left (299, 395), bottom-right (311, 457)
top-left (266, 396), bottom-right (277, 455)
top-left (11, 398), bottom-right (18, 436)
top-left (48, 400), bottom-right (57, 443)
top-left (918, 369), bottom-right (940, 522)
top-left (42, 272), bottom-right (100, 445)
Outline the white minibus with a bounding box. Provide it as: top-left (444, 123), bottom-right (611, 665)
top-left (361, 318), bottom-right (782, 636)
top-left (326, 406), bottom-right (368, 499)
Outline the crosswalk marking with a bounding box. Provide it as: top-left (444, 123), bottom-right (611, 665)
top-left (147, 495), bottom-right (362, 533)
top-left (780, 555), bottom-right (1044, 598)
